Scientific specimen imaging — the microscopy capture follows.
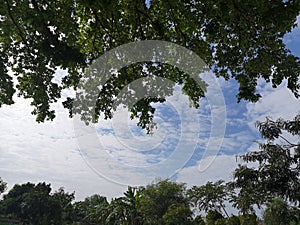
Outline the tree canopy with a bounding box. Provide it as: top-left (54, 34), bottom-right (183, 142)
top-left (1, 182), bottom-right (63, 224)
top-left (188, 180), bottom-right (231, 217)
top-left (1, 0), bottom-right (300, 130)
top-left (231, 114), bottom-right (300, 213)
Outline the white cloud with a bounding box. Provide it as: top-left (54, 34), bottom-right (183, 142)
top-left (176, 74), bottom-right (299, 189)
top-left (2, 76), bottom-right (298, 202)
top-left (1, 24), bottom-right (299, 204)
top-left (72, 86), bottom-right (207, 187)
top-left (0, 98), bottom-right (129, 200)
top-left (176, 155), bottom-right (238, 186)
top-left (245, 80), bottom-right (300, 129)
top-left (0, 83), bottom-right (206, 199)
top-left (284, 15), bottom-right (300, 44)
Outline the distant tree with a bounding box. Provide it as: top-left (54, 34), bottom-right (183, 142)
top-left (52, 188), bottom-right (75, 225)
top-left (263, 197), bottom-right (290, 225)
top-left (162, 203), bottom-right (193, 225)
top-left (117, 186), bottom-right (143, 225)
top-left (215, 218), bottom-right (227, 225)
top-left (290, 206), bottom-right (300, 225)
top-left (138, 179), bottom-right (192, 225)
top-left (21, 183), bottom-right (61, 225)
top-left (231, 115), bottom-right (300, 213)
top-left (2, 182), bottom-right (61, 225)
top-left (104, 187), bottom-right (143, 225)
top-left (2, 182), bottom-right (35, 220)
top-left (188, 180), bottom-right (231, 217)
top-left (74, 194), bottom-right (109, 224)
top-left (105, 197), bottom-right (128, 224)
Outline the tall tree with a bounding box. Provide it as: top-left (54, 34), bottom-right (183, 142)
top-left (0, 0), bottom-right (299, 131)
top-left (231, 114), bottom-right (300, 213)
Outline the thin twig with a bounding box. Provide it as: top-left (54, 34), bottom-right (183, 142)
top-left (279, 135), bottom-right (298, 147)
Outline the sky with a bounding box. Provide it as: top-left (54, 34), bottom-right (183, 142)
top-left (0, 16), bottom-right (299, 203)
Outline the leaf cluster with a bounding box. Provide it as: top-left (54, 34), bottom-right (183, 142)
top-left (1, 0), bottom-right (299, 131)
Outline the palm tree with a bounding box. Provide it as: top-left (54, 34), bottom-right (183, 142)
top-left (106, 187), bottom-right (143, 225)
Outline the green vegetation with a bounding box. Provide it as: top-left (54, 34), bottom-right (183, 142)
top-left (0, 0), bottom-right (299, 224)
top-left (0, 115), bottom-right (299, 224)
top-left (0, 0), bottom-right (299, 133)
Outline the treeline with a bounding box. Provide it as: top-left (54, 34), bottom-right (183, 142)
top-left (0, 115), bottom-right (298, 225)
top-left (0, 179), bottom-right (253, 225)
top-left (0, 178), bottom-right (298, 225)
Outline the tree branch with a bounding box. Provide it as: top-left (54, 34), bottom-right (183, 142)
top-left (4, 0), bottom-right (27, 45)
top-left (279, 134), bottom-right (298, 147)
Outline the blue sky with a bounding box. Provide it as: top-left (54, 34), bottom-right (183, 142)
top-left (0, 16), bottom-right (299, 203)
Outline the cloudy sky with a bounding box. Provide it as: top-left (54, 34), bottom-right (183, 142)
top-left (0, 16), bottom-right (299, 201)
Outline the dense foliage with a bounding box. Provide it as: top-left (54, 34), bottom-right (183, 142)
top-left (1, 0), bottom-right (299, 132)
top-left (0, 180), bottom-right (247, 225)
